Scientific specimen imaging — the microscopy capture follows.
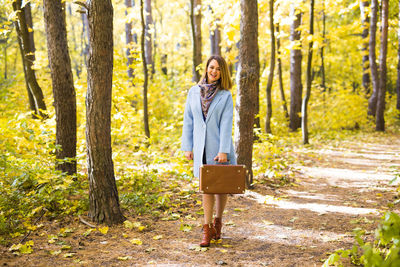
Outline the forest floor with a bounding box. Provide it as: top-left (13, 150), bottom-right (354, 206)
top-left (1, 132), bottom-right (400, 266)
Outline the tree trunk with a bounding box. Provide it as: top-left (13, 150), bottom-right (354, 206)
top-left (396, 0), bottom-right (400, 112)
top-left (144, 0), bottom-right (154, 76)
top-left (302, 0), bottom-right (314, 145)
top-left (13, 0), bottom-right (47, 117)
top-left (67, 3), bottom-right (80, 79)
top-left (4, 44), bottom-right (7, 80)
top-left (86, 0), bottom-right (125, 225)
top-left (141, 0), bottom-right (150, 138)
top-left (210, 18), bottom-right (221, 56)
top-left (125, 0), bottom-right (134, 79)
top-left (289, 4), bottom-right (302, 131)
top-left (320, 1), bottom-right (326, 91)
top-left (161, 54), bottom-right (167, 75)
top-left (368, 0), bottom-right (379, 116)
top-left (14, 21), bottom-right (36, 112)
top-left (375, 0), bottom-right (388, 131)
top-left (43, 0), bottom-right (77, 175)
top-left (276, 24), bottom-right (289, 119)
top-left (190, 0), bottom-right (202, 82)
top-left (81, 12), bottom-right (90, 68)
top-left (235, 0), bottom-right (259, 187)
top-left (265, 0), bottom-right (275, 134)
top-left (360, 0), bottom-right (370, 95)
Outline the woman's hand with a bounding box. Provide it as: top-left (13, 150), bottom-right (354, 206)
top-left (214, 152), bottom-right (227, 163)
top-left (184, 151), bottom-right (193, 160)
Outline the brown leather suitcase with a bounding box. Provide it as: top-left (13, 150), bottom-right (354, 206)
top-left (199, 164), bottom-right (246, 194)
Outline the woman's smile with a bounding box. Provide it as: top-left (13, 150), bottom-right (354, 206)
top-left (207, 59), bottom-right (221, 83)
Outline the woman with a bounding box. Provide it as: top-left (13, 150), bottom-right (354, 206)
top-left (181, 55), bottom-right (236, 247)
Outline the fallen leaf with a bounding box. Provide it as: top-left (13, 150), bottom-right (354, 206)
top-left (145, 247), bottom-right (156, 253)
top-left (83, 229), bottom-right (95, 237)
top-left (118, 256), bottom-right (132, 261)
top-left (130, 238), bottom-right (143, 245)
top-left (49, 250), bottom-right (61, 255)
top-left (180, 224), bottom-right (192, 232)
top-left (153, 235), bottom-right (163, 240)
top-left (262, 220), bottom-right (274, 225)
top-left (98, 226), bottom-right (109, 234)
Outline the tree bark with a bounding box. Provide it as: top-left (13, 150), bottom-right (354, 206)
top-left (265, 0), bottom-right (275, 134)
top-left (360, 0), bottom-right (370, 95)
top-left (144, 0), bottom-right (154, 76)
top-left (14, 20), bottom-right (36, 112)
top-left (43, 0), bottom-right (77, 175)
top-left (210, 18), bottom-right (221, 56)
top-left (68, 3), bottom-right (81, 79)
top-left (289, 4), bottom-right (302, 131)
top-left (81, 12), bottom-right (90, 68)
top-left (235, 0), bottom-right (259, 187)
top-left (302, 0), bottom-right (314, 145)
top-left (3, 45), bottom-right (6, 80)
top-left (125, 0), bottom-right (134, 79)
top-left (375, 0), bottom-right (388, 131)
top-left (86, 0), bottom-right (125, 225)
top-left (190, 0), bottom-right (202, 82)
top-left (396, 0), bottom-right (400, 112)
top-left (141, 0), bottom-right (150, 138)
top-left (320, 1), bottom-right (326, 91)
top-left (276, 24), bottom-right (289, 119)
top-left (13, 0), bottom-right (47, 117)
top-left (368, 0), bottom-right (379, 116)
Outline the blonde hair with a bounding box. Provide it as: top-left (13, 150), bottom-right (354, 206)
top-left (199, 55), bottom-right (232, 90)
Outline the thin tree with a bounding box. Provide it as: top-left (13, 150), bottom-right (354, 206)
top-left (302, 0), bottom-right (315, 145)
top-left (190, 0), bottom-right (202, 82)
top-left (144, 0), bottom-right (154, 76)
top-left (210, 18), bottom-right (221, 56)
top-left (360, 0), bottom-right (370, 95)
top-left (289, 3), bottom-right (302, 131)
top-left (368, 0), bottom-right (379, 116)
top-left (86, 0), bottom-right (125, 224)
top-left (125, 0), bottom-right (135, 79)
top-left (43, 0), bottom-right (77, 175)
top-left (68, 4), bottom-right (82, 78)
top-left (12, 0), bottom-right (47, 117)
top-left (276, 23), bottom-right (289, 119)
top-left (265, 0), bottom-right (275, 134)
top-left (141, 0), bottom-right (150, 138)
top-left (235, 0), bottom-right (259, 187)
top-left (80, 12), bottom-right (90, 68)
top-left (320, 0), bottom-right (326, 91)
top-left (375, 0), bottom-right (388, 131)
top-left (396, 0), bottom-right (400, 113)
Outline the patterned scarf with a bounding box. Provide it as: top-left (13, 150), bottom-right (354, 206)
top-left (199, 78), bottom-right (220, 119)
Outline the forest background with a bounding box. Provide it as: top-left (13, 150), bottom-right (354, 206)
top-left (1, 0), bottom-right (400, 265)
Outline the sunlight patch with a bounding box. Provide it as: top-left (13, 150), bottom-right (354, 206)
top-left (248, 223), bottom-right (348, 246)
top-left (245, 191), bottom-right (379, 215)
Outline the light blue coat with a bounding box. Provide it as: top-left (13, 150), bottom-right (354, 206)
top-left (181, 85), bottom-right (237, 178)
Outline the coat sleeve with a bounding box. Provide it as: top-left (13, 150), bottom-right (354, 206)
top-left (181, 89), bottom-right (194, 151)
top-left (218, 92), bottom-right (234, 153)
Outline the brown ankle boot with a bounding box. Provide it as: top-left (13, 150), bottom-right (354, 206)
top-left (214, 217), bottom-right (222, 240)
top-left (200, 224), bottom-right (216, 247)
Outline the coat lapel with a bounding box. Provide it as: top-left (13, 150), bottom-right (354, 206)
top-left (205, 91), bottom-right (223, 123)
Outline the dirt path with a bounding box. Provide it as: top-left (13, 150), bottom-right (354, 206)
top-left (2, 135), bottom-right (400, 266)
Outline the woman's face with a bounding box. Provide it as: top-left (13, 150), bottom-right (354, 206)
top-left (207, 59), bottom-right (221, 83)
